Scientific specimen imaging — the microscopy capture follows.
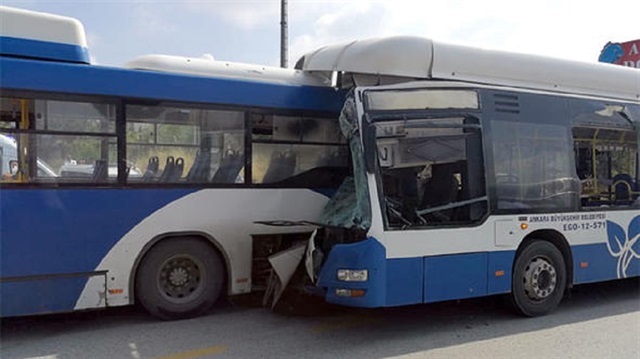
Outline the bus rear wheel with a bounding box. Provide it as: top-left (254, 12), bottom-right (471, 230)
top-left (136, 237), bottom-right (224, 320)
top-left (511, 240), bottom-right (566, 317)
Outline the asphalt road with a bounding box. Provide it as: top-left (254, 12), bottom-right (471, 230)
top-left (1, 279), bottom-right (638, 359)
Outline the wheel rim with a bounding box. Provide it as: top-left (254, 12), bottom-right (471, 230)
top-left (523, 256), bottom-right (557, 301)
top-left (157, 254), bottom-right (205, 304)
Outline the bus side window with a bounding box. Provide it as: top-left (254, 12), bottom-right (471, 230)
top-left (251, 113), bottom-right (347, 185)
top-left (573, 126), bottom-right (638, 208)
top-left (126, 106), bottom-right (245, 184)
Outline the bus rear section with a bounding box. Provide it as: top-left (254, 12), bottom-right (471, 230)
top-left (0, 6), bottom-right (349, 319)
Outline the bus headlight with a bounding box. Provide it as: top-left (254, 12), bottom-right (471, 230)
top-left (337, 269), bottom-right (368, 282)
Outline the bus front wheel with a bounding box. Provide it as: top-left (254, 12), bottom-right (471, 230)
top-left (511, 240), bottom-right (566, 317)
top-left (135, 237), bottom-right (224, 320)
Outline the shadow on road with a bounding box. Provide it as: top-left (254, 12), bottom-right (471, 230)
top-left (1, 278), bottom-right (638, 359)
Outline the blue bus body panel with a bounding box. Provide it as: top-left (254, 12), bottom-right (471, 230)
top-left (2, 275), bottom-right (104, 316)
top-left (487, 250), bottom-right (515, 294)
top-left (0, 189), bottom-right (195, 316)
top-left (0, 36), bottom-right (90, 64)
top-left (424, 252), bottom-right (488, 302)
top-left (317, 236), bottom-right (638, 308)
top-left (573, 243), bottom-right (640, 283)
top-left (317, 237), bottom-right (387, 307)
top-left (386, 257), bottom-right (423, 306)
top-left (0, 57), bottom-right (344, 113)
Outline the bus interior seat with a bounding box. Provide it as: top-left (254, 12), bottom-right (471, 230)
top-left (165, 157), bottom-right (184, 182)
top-left (186, 137), bottom-right (213, 182)
top-left (186, 151), bottom-right (211, 182)
top-left (316, 149), bottom-right (345, 167)
top-left (420, 163), bottom-right (459, 221)
top-left (142, 156), bottom-right (159, 182)
top-left (612, 173), bottom-right (635, 203)
top-left (158, 156), bottom-right (175, 182)
top-left (92, 159), bottom-right (108, 182)
top-left (211, 149), bottom-right (243, 183)
top-left (262, 150), bottom-right (297, 183)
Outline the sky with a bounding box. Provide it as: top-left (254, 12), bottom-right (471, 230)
top-left (2, 0), bottom-right (639, 68)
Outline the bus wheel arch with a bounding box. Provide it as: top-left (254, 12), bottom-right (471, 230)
top-left (132, 233), bottom-right (228, 320)
top-left (511, 230), bottom-right (572, 317)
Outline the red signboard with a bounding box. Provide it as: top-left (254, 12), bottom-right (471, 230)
top-left (599, 40), bottom-right (640, 68)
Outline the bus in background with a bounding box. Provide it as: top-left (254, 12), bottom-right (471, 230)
top-left (0, 6), bottom-right (347, 319)
top-left (271, 37), bottom-right (639, 316)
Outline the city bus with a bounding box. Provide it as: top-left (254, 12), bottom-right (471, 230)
top-left (269, 37), bottom-right (640, 316)
top-left (0, 6), bottom-right (348, 319)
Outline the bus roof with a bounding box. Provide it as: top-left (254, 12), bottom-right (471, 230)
top-left (296, 36), bottom-right (640, 101)
top-left (0, 6), bottom-right (331, 87)
top-left (125, 55), bottom-right (331, 87)
top-left (0, 6), bottom-right (89, 63)
top-left (0, 56), bottom-right (344, 112)
top-left (0, 6), bottom-right (341, 112)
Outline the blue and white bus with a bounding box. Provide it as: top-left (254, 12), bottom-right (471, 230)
top-left (0, 6), bottom-right (348, 319)
top-left (272, 37), bottom-right (640, 316)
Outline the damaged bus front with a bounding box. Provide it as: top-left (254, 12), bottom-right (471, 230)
top-left (259, 85), bottom-right (489, 309)
top-left (258, 95), bottom-right (377, 308)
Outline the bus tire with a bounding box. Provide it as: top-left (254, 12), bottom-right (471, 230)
top-left (135, 237), bottom-right (224, 320)
top-left (511, 240), bottom-right (566, 317)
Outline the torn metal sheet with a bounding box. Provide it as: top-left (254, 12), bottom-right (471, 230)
top-left (305, 229), bottom-right (318, 283)
top-left (264, 242), bottom-right (306, 308)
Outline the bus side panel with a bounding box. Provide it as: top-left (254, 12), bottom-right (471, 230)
top-left (487, 250), bottom-right (515, 294)
top-left (1, 189), bottom-right (193, 277)
top-left (0, 188), bottom-right (194, 315)
top-left (1, 274), bottom-right (105, 317)
top-left (385, 257), bottom-right (423, 306)
top-left (423, 252), bottom-right (488, 303)
top-left (572, 243), bottom-right (639, 284)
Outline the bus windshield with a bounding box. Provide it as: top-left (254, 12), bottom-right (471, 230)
top-left (363, 89), bottom-right (488, 228)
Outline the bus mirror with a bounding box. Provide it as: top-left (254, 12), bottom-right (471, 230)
top-left (363, 123), bottom-right (377, 173)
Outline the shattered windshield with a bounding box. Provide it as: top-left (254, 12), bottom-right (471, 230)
top-left (319, 96), bottom-right (371, 229)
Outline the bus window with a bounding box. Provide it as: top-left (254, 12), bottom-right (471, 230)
top-left (375, 116), bottom-right (488, 228)
top-left (251, 113), bottom-right (347, 184)
top-left (492, 121), bottom-right (579, 211)
top-left (0, 97), bottom-right (116, 183)
top-left (126, 105), bottom-right (245, 184)
top-left (573, 127), bottom-right (638, 207)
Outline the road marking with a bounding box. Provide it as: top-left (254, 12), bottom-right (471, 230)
top-left (129, 342), bottom-right (141, 359)
top-left (153, 345), bottom-right (228, 359)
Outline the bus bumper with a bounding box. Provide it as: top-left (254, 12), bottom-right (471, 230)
top-left (316, 236), bottom-right (387, 307)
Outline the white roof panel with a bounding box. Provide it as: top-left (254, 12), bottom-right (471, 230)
top-left (297, 36), bottom-right (433, 78)
top-left (296, 36), bottom-right (640, 101)
top-left (126, 54), bottom-right (331, 86)
top-left (0, 6), bottom-right (87, 47)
